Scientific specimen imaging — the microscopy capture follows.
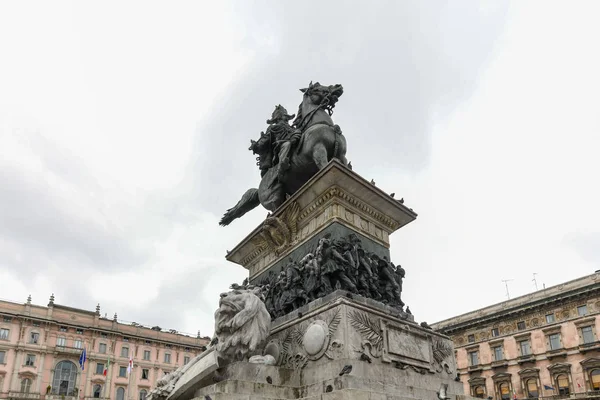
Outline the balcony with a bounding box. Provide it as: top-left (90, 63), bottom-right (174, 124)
top-left (580, 341), bottom-right (600, 353)
top-left (54, 345), bottom-right (84, 355)
top-left (546, 348), bottom-right (567, 360)
top-left (518, 354), bottom-right (535, 364)
top-left (468, 364), bottom-right (483, 373)
top-left (7, 392), bottom-right (41, 400)
top-left (491, 360), bottom-right (509, 369)
top-left (46, 395), bottom-right (76, 400)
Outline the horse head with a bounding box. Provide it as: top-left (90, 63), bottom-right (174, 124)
top-left (249, 131), bottom-right (271, 155)
top-left (299, 82), bottom-right (344, 112)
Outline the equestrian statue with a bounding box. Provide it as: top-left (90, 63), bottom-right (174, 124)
top-left (220, 81), bottom-right (348, 226)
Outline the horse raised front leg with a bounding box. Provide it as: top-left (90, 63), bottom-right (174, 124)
top-left (220, 188), bottom-right (260, 226)
top-left (312, 142), bottom-right (329, 170)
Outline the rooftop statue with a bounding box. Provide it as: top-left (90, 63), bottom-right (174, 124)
top-left (220, 81), bottom-right (347, 226)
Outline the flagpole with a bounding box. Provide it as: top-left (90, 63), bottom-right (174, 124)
top-left (79, 345), bottom-right (86, 400)
top-left (103, 355), bottom-right (111, 400)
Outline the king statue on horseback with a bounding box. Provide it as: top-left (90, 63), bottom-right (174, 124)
top-left (220, 81), bottom-right (348, 226)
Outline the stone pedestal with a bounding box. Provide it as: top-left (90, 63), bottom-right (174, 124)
top-left (186, 292), bottom-right (464, 399)
top-left (170, 160), bottom-right (474, 400)
top-left (226, 160), bottom-right (417, 285)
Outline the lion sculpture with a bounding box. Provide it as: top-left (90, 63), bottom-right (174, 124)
top-left (214, 285), bottom-right (272, 362)
top-left (146, 285), bottom-right (272, 400)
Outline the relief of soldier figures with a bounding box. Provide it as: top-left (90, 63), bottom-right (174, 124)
top-left (254, 233), bottom-right (406, 319)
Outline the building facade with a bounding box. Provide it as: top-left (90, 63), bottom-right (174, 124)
top-left (0, 295), bottom-right (209, 400)
top-left (432, 272), bottom-right (600, 399)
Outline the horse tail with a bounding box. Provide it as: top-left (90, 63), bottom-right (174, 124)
top-left (220, 188), bottom-right (260, 226)
top-left (332, 124), bottom-right (342, 159)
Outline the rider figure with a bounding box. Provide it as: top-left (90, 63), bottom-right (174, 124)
top-left (265, 105), bottom-right (302, 179)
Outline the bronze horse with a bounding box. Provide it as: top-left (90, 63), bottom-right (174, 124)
top-left (220, 82), bottom-right (347, 226)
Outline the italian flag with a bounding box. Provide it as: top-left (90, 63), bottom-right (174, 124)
top-left (103, 356), bottom-right (110, 376)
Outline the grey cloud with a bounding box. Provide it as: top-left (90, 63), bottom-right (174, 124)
top-left (564, 232), bottom-right (600, 265)
top-left (184, 0), bottom-right (509, 215)
top-left (0, 164), bottom-right (146, 274)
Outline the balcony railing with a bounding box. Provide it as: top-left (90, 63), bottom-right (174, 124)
top-left (55, 345), bottom-right (84, 355)
top-left (517, 391), bottom-right (600, 400)
top-left (46, 394), bottom-right (77, 400)
top-left (491, 359), bottom-right (509, 368)
top-left (518, 354), bottom-right (535, 364)
top-left (7, 392), bottom-right (41, 400)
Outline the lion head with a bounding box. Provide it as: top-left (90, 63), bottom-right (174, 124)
top-left (214, 287), bottom-right (271, 362)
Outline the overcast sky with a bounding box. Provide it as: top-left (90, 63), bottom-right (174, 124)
top-left (1, 1), bottom-right (599, 337)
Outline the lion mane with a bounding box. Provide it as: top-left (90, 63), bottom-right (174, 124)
top-left (214, 287), bottom-right (271, 362)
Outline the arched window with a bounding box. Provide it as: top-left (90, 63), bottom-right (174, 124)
top-left (499, 382), bottom-right (511, 400)
top-left (20, 378), bottom-right (32, 393)
top-left (473, 385), bottom-right (485, 398)
top-left (591, 369), bottom-right (600, 391)
top-left (93, 384), bottom-right (102, 398)
top-left (116, 387), bottom-right (125, 400)
top-left (52, 361), bottom-right (78, 395)
top-left (526, 378), bottom-right (538, 398)
top-left (139, 389), bottom-right (147, 400)
top-left (556, 374), bottom-right (570, 395)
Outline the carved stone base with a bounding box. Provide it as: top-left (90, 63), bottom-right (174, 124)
top-left (169, 292), bottom-right (476, 400)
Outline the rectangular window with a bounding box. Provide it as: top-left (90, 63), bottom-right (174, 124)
top-left (101, 332), bottom-right (108, 338)
top-left (99, 343), bottom-right (107, 353)
top-left (546, 314), bottom-right (555, 324)
top-left (32, 321), bottom-right (40, 327)
top-left (582, 326), bottom-right (595, 344)
top-left (493, 346), bottom-right (503, 361)
top-left (76, 329), bottom-right (84, 335)
top-left (520, 340), bottom-right (532, 356)
top-left (184, 356), bottom-right (190, 365)
top-left (517, 321), bottom-right (526, 331)
top-left (549, 333), bottom-right (561, 350)
top-left (578, 305), bottom-right (588, 316)
top-left (0, 328), bottom-right (9, 340)
top-left (468, 351), bottom-right (479, 366)
top-left (119, 366), bottom-right (127, 377)
top-left (2, 316), bottom-right (12, 322)
top-left (142, 369), bottom-right (149, 380)
top-left (74, 339), bottom-right (83, 349)
top-left (143, 350), bottom-right (151, 361)
top-left (166, 344), bottom-right (172, 349)
top-left (96, 363), bottom-right (104, 375)
top-left (25, 354), bottom-right (36, 366)
top-left (184, 347), bottom-right (190, 352)
top-left (30, 332), bottom-right (39, 344)
top-left (123, 337), bottom-right (129, 342)
top-left (164, 353), bottom-right (171, 363)
top-left (0, 351), bottom-right (5, 363)
top-left (145, 340), bottom-right (151, 345)
top-left (59, 326), bottom-right (68, 332)
top-left (57, 337), bottom-right (66, 347)
top-left (491, 328), bottom-right (499, 337)
top-left (467, 334), bottom-right (475, 343)
top-left (121, 347), bottom-right (129, 358)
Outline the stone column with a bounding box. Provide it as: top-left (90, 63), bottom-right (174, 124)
top-left (84, 359), bottom-right (92, 398)
top-left (35, 353), bottom-right (46, 393)
top-left (9, 349), bottom-right (22, 391)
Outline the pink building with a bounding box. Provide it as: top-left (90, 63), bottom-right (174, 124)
top-left (432, 272), bottom-right (600, 399)
top-left (0, 295), bottom-right (209, 400)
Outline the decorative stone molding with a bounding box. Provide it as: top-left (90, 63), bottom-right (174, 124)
top-left (226, 161), bottom-right (417, 280)
top-left (542, 325), bottom-right (562, 335)
top-left (514, 331), bottom-right (532, 341)
top-left (518, 367), bottom-right (540, 378)
top-left (548, 362), bottom-right (572, 374)
top-left (575, 316), bottom-right (596, 327)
